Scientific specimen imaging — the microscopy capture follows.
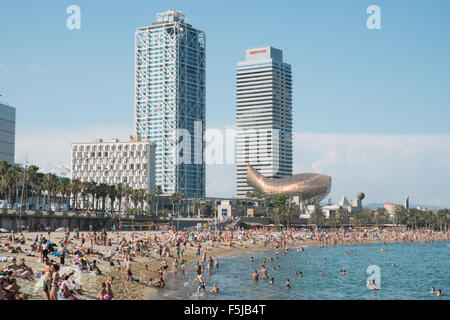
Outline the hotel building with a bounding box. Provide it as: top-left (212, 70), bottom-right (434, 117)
top-left (70, 135), bottom-right (156, 194)
top-left (134, 10), bottom-right (206, 198)
top-left (236, 47), bottom-right (293, 197)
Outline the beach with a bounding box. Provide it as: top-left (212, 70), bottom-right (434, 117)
top-left (1, 227), bottom-right (448, 300)
top-left (0, 229), bottom-right (322, 300)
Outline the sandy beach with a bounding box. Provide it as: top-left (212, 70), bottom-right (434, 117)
top-left (0, 230), bottom-right (322, 300)
top-left (1, 228), bottom-right (447, 300)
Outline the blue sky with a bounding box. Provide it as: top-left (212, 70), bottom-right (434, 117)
top-left (1, 0), bottom-right (450, 206)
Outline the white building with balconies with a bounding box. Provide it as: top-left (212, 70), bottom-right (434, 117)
top-left (70, 135), bottom-right (156, 194)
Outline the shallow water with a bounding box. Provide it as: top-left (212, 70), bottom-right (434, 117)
top-left (148, 241), bottom-right (449, 300)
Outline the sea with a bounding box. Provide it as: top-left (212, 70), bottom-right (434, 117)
top-left (147, 241), bottom-right (449, 300)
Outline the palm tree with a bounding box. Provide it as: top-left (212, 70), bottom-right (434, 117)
top-left (193, 200), bottom-right (201, 218)
top-left (170, 193), bottom-right (182, 217)
top-left (123, 184), bottom-right (133, 214)
top-left (33, 174), bottom-right (45, 210)
top-left (106, 184), bottom-right (117, 214)
top-left (86, 182), bottom-right (97, 211)
top-left (0, 161), bottom-right (12, 201)
top-left (407, 208), bottom-right (420, 229)
top-left (95, 183), bottom-right (108, 212)
top-left (137, 189), bottom-right (145, 214)
top-left (375, 207), bottom-right (388, 227)
top-left (0, 169), bottom-right (15, 204)
top-left (144, 193), bottom-right (153, 215)
top-left (436, 209), bottom-right (448, 231)
top-left (268, 207), bottom-right (282, 226)
top-left (284, 204), bottom-right (297, 227)
top-left (336, 206), bottom-right (346, 226)
top-left (70, 179), bottom-right (81, 211)
top-left (393, 206), bottom-right (408, 226)
top-left (154, 185), bottom-right (163, 217)
top-left (309, 205), bottom-right (326, 228)
top-left (80, 181), bottom-right (90, 212)
top-left (115, 183), bottom-right (125, 215)
top-left (8, 166), bottom-right (23, 205)
top-left (43, 173), bottom-right (58, 210)
top-left (423, 210), bottom-right (433, 229)
top-left (26, 165), bottom-right (39, 208)
top-left (0, 161), bottom-right (11, 178)
top-left (328, 211), bottom-right (338, 228)
top-left (57, 179), bottom-right (70, 211)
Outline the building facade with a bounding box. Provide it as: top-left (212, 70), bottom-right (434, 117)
top-left (236, 47), bottom-right (293, 197)
top-left (134, 10), bottom-right (205, 198)
top-left (0, 102), bottom-right (15, 165)
top-left (70, 135), bottom-right (156, 194)
top-left (384, 203), bottom-right (397, 217)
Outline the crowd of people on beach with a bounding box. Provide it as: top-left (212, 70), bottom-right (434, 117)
top-left (0, 224), bottom-right (448, 300)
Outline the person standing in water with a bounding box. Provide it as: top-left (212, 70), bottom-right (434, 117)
top-left (192, 271), bottom-right (207, 295)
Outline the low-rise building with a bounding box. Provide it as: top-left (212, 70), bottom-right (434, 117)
top-left (217, 200), bottom-right (238, 221)
top-left (384, 203), bottom-right (397, 216)
top-left (70, 135), bottom-right (156, 194)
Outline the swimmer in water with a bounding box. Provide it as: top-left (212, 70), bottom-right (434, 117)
top-left (250, 257), bottom-right (254, 263)
top-left (252, 270), bottom-right (259, 281)
top-left (286, 279), bottom-right (290, 289)
top-left (436, 289), bottom-right (443, 297)
top-left (209, 283), bottom-right (219, 293)
top-left (260, 265), bottom-right (268, 280)
top-left (392, 264), bottom-right (396, 267)
top-left (430, 287), bottom-right (436, 294)
top-left (320, 271), bottom-right (324, 276)
top-left (299, 271), bottom-right (303, 277)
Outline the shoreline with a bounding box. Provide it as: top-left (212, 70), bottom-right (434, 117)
top-left (1, 230), bottom-right (448, 300)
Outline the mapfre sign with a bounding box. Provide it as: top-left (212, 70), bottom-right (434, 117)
top-left (249, 49), bottom-right (266, 55)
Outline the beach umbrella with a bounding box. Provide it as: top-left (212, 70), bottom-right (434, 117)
top-left (55, 227), bottom-right (65, 232)
top-left (0, 228), bottom-right (9, 233)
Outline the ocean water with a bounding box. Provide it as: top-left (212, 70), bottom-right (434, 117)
top-left (148, 241), bottom-right (449, 300)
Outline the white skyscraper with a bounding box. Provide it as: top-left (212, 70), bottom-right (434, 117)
top-left (236, 47), bottom-right (293, 197)
top-left (134, 10), bottom-right (206, 198)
